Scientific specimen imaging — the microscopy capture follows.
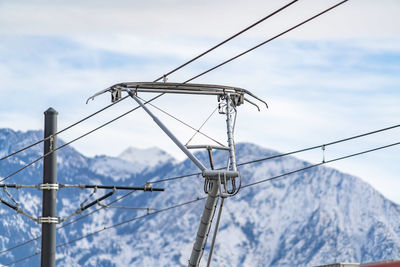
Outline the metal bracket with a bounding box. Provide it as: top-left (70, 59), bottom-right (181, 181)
top-left (39, 183), bottom-right (59, 190)
top-left (144, 182), bottom-right (153, 192)
top-left (111, 88), bottom-right (122, 102)
top-left (39, 216), bottom-right (59, 224)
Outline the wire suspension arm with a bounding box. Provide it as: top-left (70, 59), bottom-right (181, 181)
top-left (0, 198), bottom-right (38, 222)
top-left (60, 190), bottom-right (116, 223)
top-left (61, 184), bottom-right (164, 192)
top-left (129, 92), bottom-right (207, 172)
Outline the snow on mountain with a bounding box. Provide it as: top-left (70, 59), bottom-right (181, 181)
top-left (118, 146), bottom-right (176, 171)
top-left (0, 129), bottom-right (400, 267)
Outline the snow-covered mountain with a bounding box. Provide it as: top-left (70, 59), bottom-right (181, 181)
top-left (0, 128), bottom-right (399, 266)
top-left (118, 146), bottom-right (176, 172)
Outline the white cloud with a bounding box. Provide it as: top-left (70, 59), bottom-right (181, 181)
top-left (0, 0), bottom-right (399, 203)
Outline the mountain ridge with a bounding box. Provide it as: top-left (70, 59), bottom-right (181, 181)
top-left (0, 128), bottom-right (399, 266)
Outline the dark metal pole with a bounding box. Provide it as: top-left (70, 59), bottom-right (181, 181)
top-left (41, 107), bottom-right (58, 267)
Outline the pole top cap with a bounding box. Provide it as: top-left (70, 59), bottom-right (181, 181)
top-left (44, 107), bottom-right (58, 115)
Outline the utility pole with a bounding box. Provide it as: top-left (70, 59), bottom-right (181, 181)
top-left (0, 107), bottom-right (165, 266)
top-left (41, 107), bottom-right (58, 267)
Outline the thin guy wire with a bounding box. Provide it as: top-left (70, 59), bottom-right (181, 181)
top-left (183, 0), bottom-right (349, 83)
top-left (136, 96), bottom-right (224, 147)
top-left (5, 141), bottom-right (400, 265)
top-left (185, 107), bottom-right (219, 146)
top-left (152, 0), bottom-right (299, 82)
top-left (0, 96), bottom-right (128, 163)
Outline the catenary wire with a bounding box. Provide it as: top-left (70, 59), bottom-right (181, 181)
top-left (0, 0), bottom-right (300, 182)
top-left (5, 140), bottom-right (400, 266)
top-left (136, 96), bottom-right (225, 147)
top-left (0, 96), bottom-right (128, 163)
top-left (2, 134), bottom-right (398, 257)
top-left (0, 1), bottom-right (356, 262)
top-left (0, 1), bottom-right (297, 163)
top-left (0, 190), bottom-right (138, 256)
top-left (152, 0), bottom-right (299, 82)
top-left (3, 196), bottom-right (207, 266)
top-left (0, 0), bottom-right (351, 183)
top-left (0, 0), bottom-right (372, 257)
top-left (0, 95), bottom-right (162, 183)
top-left (240, 141), bottom-right (400, 189)
top-left (150, 123), bottom-right (400, 183)
top-left (184, 0), bottom-right (349, 83)
top-left (0, 2), bottom-right (319, 251)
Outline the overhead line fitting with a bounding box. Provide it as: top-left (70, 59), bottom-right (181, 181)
top-left (87, 82), bottom-right (267, 267)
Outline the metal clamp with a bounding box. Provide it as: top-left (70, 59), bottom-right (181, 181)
top-left (144, 182), bottom-right (153, 192)
top-left (39, 183), bottom-right (59, 190)
top-left (39, 216), bottom-right (59, 224)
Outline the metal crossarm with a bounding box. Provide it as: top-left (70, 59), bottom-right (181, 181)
top-left (86, 82), bottom-right (267, 110)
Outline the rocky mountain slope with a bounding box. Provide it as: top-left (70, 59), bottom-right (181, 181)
top-left (0, 128), bottom-right (399, 266)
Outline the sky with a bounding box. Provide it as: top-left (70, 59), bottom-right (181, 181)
top-left (0, 0), bottom-right (399, 202)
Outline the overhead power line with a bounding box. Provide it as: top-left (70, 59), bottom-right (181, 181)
top-left (0, 0), bottom-right (350, 184)
top-left (0, 189), bottom-right (139, 256)
top-left (5, 139), bottom-right (399, 266)
top-left (0, 1), bottom-right (296, 164)
top-left (240, 141), bottom-right (400, 189)
top-left (2, 127), bottom-right (398, 257)
top-left (150, 123), bottom-right (400, 183)
top-left (184, 0), bottom-right (349, 83)
top-left (0, 97), bottom-right (128, 163)
top-left (3, 197), bottom-right (207, 266)
top-left (1, 122), bottom-right (398, 254)
top-left (153, 0), bottom-right (299, 82)
top-left (0, 95), bottom-right (162, 184)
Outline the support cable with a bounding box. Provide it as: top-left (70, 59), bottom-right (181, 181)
top-left (0, 95), bottom-right (163, 184)
top-left (152, 0), bottom-right (299, 82)
top-left (183, 0), bottom-right (349, 84)
top-left (150, 123), bottom-right (400, 183)
top-left (5, 139), bottom-right (400, 266)
top-left (0, 0), bottom-right (352, 184)
top-left (0, 189), bottom-right (149, 255)
top-left (0, 197), bottom-right (37, 222)
top-left (0, 96), bottom-right (128, 163)
top-left (185, 107), bottom-right (219, 146)
top-left (2, 196), bottom-right (207, 266)
top-left (240, 141), bottom-right (400, 189)
top-left (0, 0), bottom-right (300, 167)
top-left (2, 140), bottom-right (399, 260)
top-left (136, 96), bottom-right (223, 147)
